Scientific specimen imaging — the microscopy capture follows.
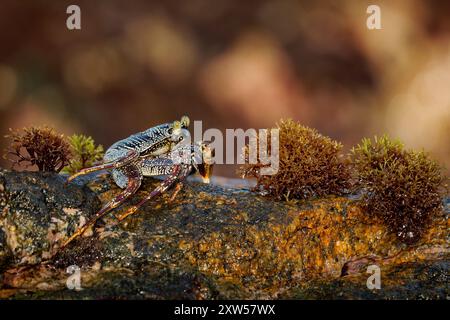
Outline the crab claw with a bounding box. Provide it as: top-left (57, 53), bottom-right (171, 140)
top-left (197, 142), bottom-right (214, 184)
top-left (198, 163), bottom-right (212, 184)
top-left (202, 176), bottom-right (210, 184)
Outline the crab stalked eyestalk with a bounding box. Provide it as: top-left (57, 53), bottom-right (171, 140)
top-left (170, 118), bottom-right (191, 150)
top-left (180, 115), bottom-right (190, 128)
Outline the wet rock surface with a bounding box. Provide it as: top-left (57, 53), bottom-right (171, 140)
top-left (0, 170), bottom-right (100, 267)
top-left (0, 170), bottom-right (448, 299)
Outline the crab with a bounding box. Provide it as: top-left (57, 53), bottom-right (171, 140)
top-left (62, 116), bottom-right (213, 248)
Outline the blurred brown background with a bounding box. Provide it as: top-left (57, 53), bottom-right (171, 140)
top-left (0, 0), bottom-right (449, 177)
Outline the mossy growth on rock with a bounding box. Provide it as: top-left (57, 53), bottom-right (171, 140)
top-left (350, 135), bottom-right (447, 244)
top-left (4, 126), bottom-right (71, 173)
top-left (62, 134), bottom-right (104, 175)
top-left (239, 119), bottom-right (350, 200)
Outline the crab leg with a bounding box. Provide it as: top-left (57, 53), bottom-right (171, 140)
top-left (117, 165), bottom-right (191, 221)
top-left (169, 182), bottom-right (184, 202)
top-left (62, 165), bottom-right (142, 248)
top-left (67, 150), bottom-right (139, 183)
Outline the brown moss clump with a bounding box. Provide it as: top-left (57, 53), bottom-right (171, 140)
top-left (350, 135), bottom-right (447, 244)
top-left (239, 119), bottom-right (350, 200)
top-left (4, 126), bottom-right (71, 173)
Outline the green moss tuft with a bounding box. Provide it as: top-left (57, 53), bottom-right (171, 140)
top-left (4, 126), bottom-right (71, 173)
top-left (239, 119), bottom-right (350, 201)
top-left (350, 135), bottom-right (446, 244)
top-left (62, 134), bottom-right (104, 175)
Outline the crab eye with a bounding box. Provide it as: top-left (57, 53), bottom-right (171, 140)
top-left (167, 127), bottom-right (173, 135)
top-left (180, 116), bottom-right (190, 128)
top-left (178, 136), bottom-right (184, 142)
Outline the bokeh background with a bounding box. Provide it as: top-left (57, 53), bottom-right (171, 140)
top-left (0, 0), bottom-right (449, 177)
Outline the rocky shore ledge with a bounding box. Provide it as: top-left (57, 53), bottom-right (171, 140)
top-left (0, 170), bottom-right (448, 299)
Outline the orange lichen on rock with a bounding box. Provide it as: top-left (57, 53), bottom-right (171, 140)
top-left (180, 197), bottom-right (448, 296)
